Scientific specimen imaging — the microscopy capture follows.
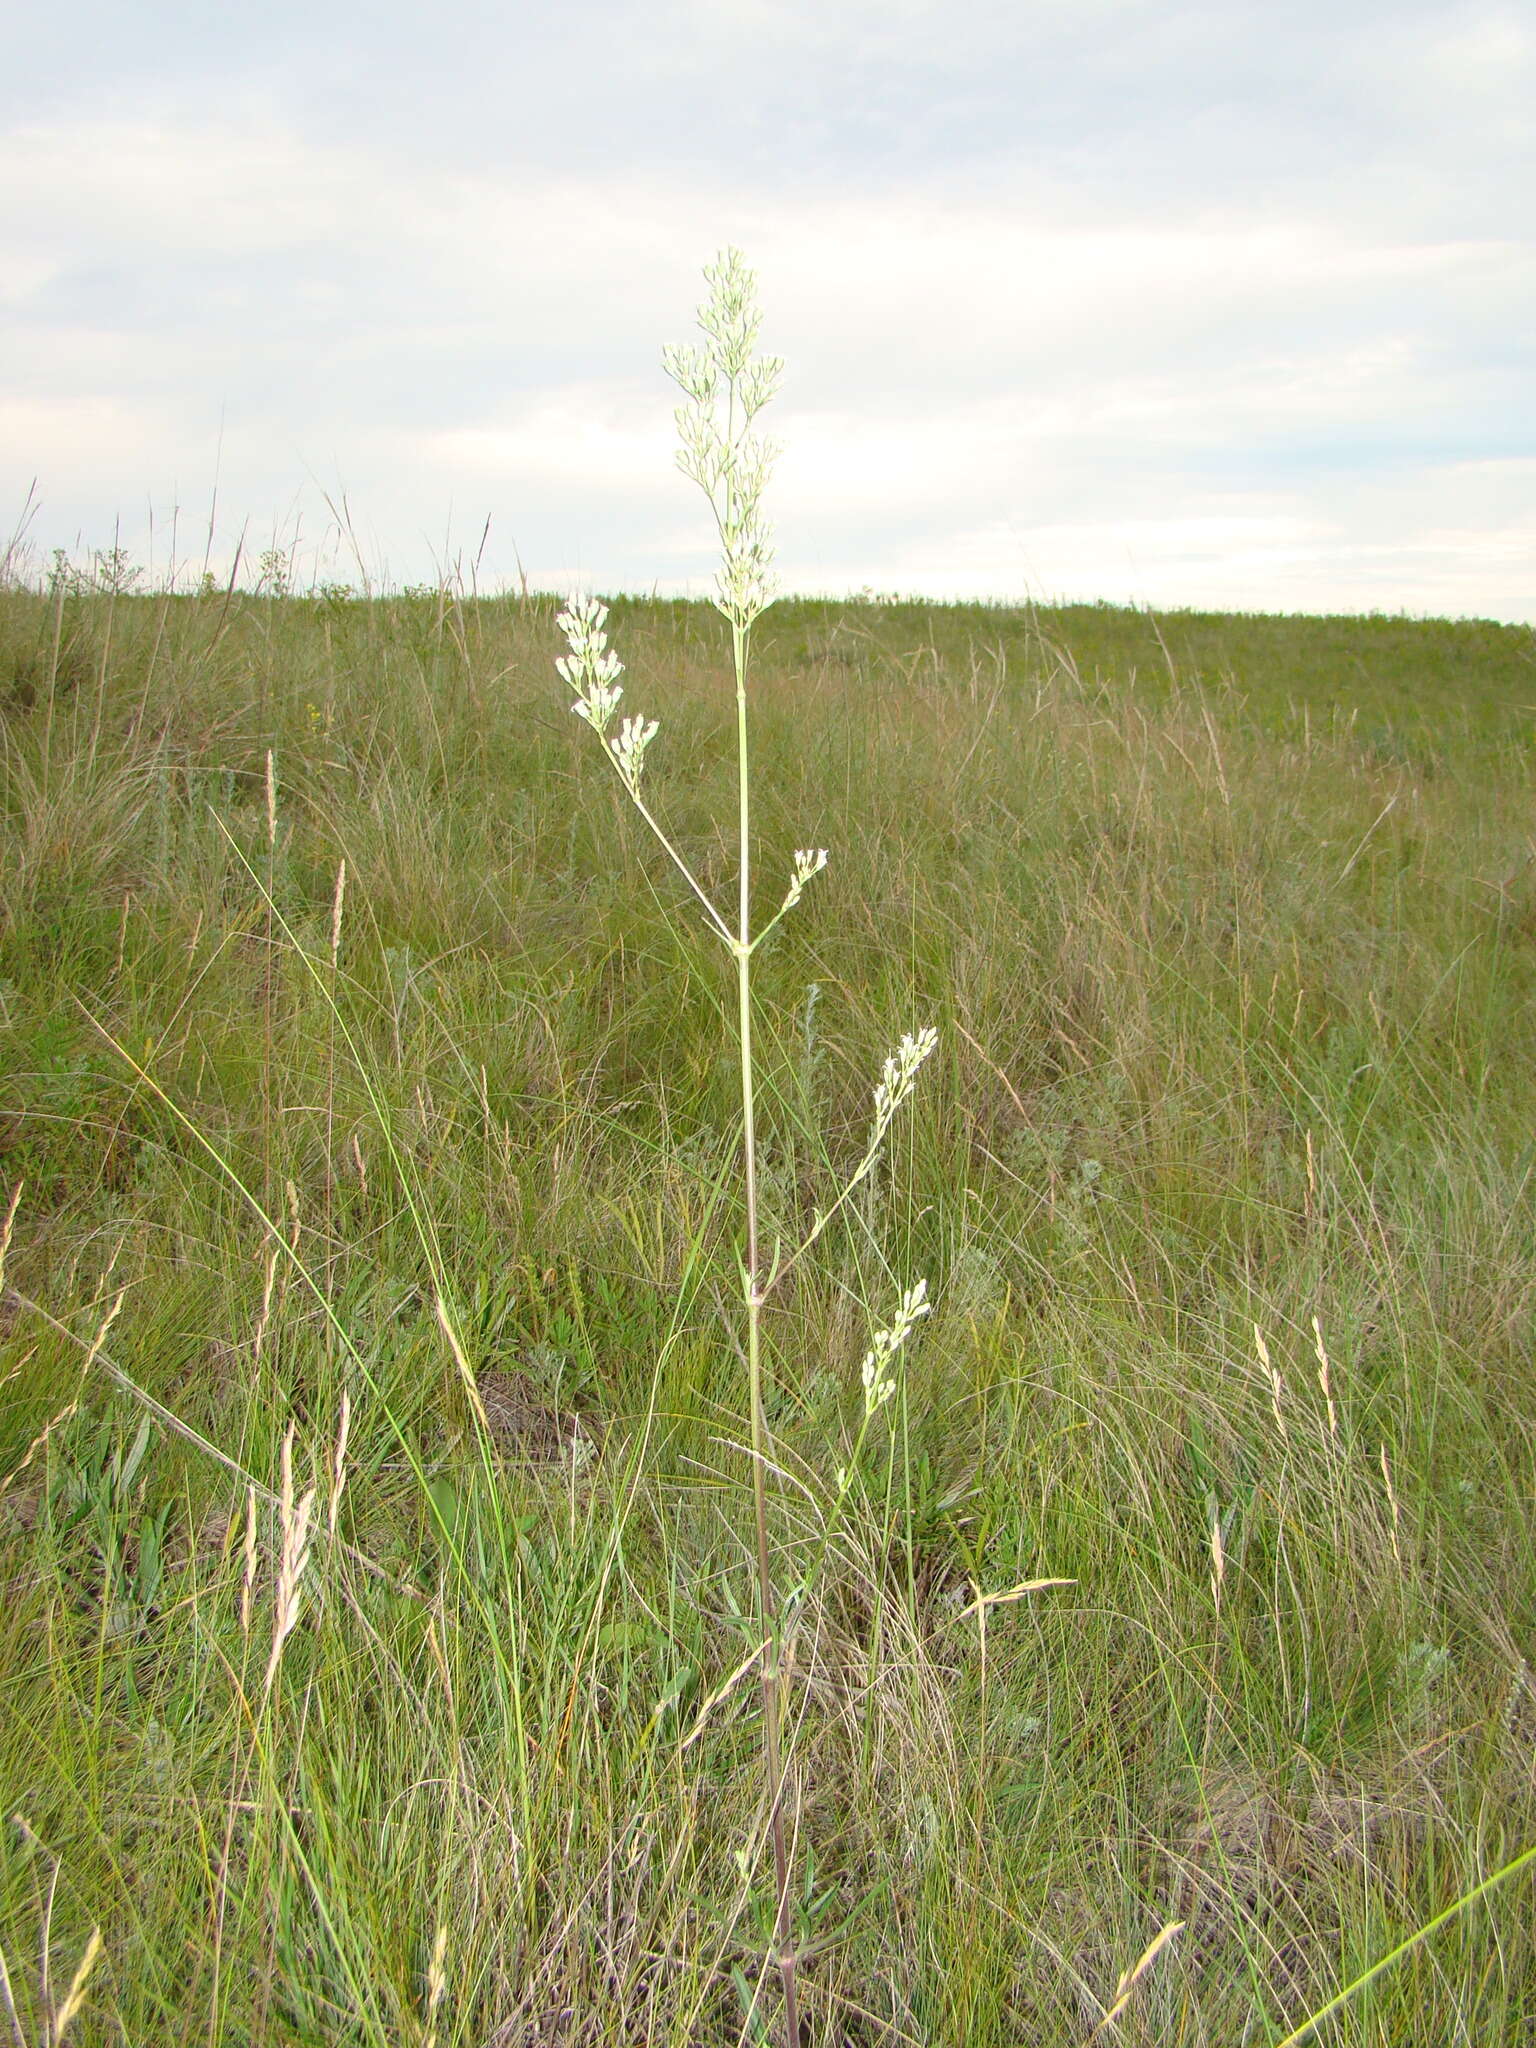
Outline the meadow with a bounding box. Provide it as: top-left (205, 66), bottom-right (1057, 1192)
top-left (1, 563), bottom-right (1534, 2043)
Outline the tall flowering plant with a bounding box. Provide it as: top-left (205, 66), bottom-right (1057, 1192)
top-left (556, 250), bottom-right (936, 2047)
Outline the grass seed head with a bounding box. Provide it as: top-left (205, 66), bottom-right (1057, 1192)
top-left (662, 247), bottom-right (783, 630)
top-left (262, 1424), bottom-right (316, 1695)
top-left (860, 1278), bottom-right (931, 1414)
top-left (557, 596), bottom-right (626, 736)
top-left (872, 1025), bottom-right (940, 1129)
top-left (608, 712), bottom-right (660, 793)
top-left (782, 847), bottom-right (829, 912)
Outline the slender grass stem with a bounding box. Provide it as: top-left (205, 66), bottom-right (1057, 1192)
top-left (733, 610), bottom-right (801, 2045)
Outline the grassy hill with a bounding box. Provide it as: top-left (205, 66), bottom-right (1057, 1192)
top-left (2, 583), bottom-right (1534, 2043)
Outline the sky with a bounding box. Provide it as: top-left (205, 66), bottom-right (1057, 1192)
top-left (2, 0), bottom-right (1532, 621)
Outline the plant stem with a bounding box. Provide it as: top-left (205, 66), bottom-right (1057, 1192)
top-left (734, 611), bottom-right (800, 2048)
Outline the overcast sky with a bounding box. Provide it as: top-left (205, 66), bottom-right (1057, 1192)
top-left (3, 0), bottom-right (1532, 620)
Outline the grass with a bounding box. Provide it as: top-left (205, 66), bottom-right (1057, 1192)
top-left (3, 292), bottom-right (1536, 2038)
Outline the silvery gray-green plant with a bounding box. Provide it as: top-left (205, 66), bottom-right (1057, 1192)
top-left (556, 248), bottom-right (937, 2047)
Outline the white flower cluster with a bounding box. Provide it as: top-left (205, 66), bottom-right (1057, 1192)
top-left (781, 846), bottom-right (829, 913)
top-left (609, 712), bottom-right (660, 794)
top-left (557, 595), bottom-right (626, 737)
top-left (802, 1023), bottom-right (941, 1254)
top-left (859, 1279), bottom-right (931, 1415)
top-left (557, 595), bottom-right (661, 791)
top-left (872, 1026), bottom-right (939, 1129)
top-left (661, 248), bottom-right (784, 631)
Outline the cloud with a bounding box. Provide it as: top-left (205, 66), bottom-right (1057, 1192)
top-left (403, 386), bottom-right (676, 494)
top-left (0, 395), bottom-right (169, 481)
top-left (0, 83), bottom-right (1529, 620)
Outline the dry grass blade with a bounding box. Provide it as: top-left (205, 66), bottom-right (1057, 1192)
top-left (0, 1939), bottom-right (26, 2048)
top-left (1091, 1919), bottom-right (1184, 2035)
top-left (261, 1424), bottom-right (316, 1697)
top-left (678, 1635), bottom-right (772, 1753)
top-left (954, 1577), bottom-right (1076, 1621)
top-left (46, 1926), bottom-right (102, 2048)
top-left (0, 1182), bottom-right (22, 1295)
top-left (422, 1923), bottom-right (449, 2048)
top-left (434, 1291), bottom-right (493, 1439)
